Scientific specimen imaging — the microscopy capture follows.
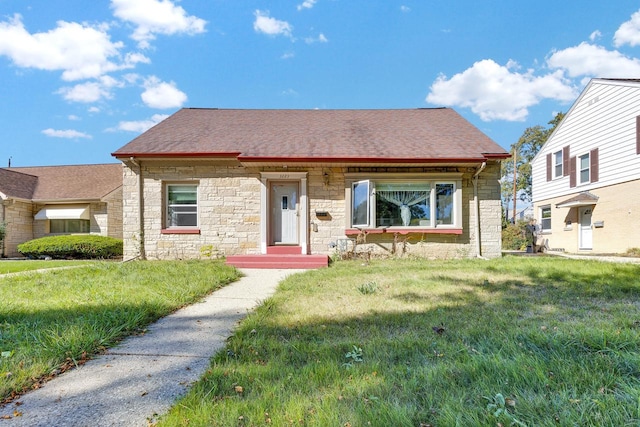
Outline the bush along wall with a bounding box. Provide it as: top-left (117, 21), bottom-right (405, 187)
top-left (18, 235), bottom-right (123, 259)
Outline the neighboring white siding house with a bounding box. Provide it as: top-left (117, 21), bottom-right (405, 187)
top-left (531, 79), bottom-right (640, 253)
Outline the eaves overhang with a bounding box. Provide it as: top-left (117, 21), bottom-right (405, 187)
top-left (112, 152), bottom-right (509, 165)
top-left (555, 191), bottom-right (599, 208)
top-left (111, 152), bottom-right (241, 160)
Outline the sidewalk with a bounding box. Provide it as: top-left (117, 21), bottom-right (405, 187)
top-left (0, 268), bottom-right (303, 426)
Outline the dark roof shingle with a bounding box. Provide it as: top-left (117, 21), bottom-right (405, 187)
top-left (112, 108), bottom-right (509, 162)
top-left (0, 164), bottom-right (122, 201)
top-left (0, 168), bottom-right (38, 199)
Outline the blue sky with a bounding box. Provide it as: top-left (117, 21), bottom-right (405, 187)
top-left (2, 1), bottom-right (640, 167)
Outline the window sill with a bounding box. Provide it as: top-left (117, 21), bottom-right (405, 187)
top-left (345, 228), bottom-right (462, 236)
top-left (161, 228), bottom-right (201, 235)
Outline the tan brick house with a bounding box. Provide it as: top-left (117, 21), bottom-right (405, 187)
top-left (532, 79), bottom-right (640, 254)
top-left (0, 164), bottom-right (123, 257)
top-left (112, 108), bottom-right (509, 267)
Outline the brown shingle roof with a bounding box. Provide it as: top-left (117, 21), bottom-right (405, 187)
top-left (112, 108), bottom-right (509, 162)
top-left (1, 164), bottom-right (122, 201)
top-left (0, 168), bottom-right (38, 200)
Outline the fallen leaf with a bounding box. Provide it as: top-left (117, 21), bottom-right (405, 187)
top-left (235, 385), bottom-right (244, 394)
top-left (13, 410), bottom-right (22, 417)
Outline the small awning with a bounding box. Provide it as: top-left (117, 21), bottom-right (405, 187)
top-left (34, 205), bottom-right (90, 220)
top-left (555, 192), bottom-right (599, 209)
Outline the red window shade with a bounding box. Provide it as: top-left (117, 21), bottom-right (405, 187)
top-left (637, 116), bottom-right (640, 154)
top-left (569, 156), bottom-right (577, 188)
top-left (546, 153), bottom-right (552, 181)
top-left (562, 146), bottom-right (570, 176)
top-left (590, 148), bottom-right (599, 183)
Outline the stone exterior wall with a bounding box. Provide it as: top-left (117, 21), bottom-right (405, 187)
top-left (121, 160), bottom-right (504, 260)
top-left (104, 186), bottom-right (123, 239)
top-left (476, 162), bottom-right (503, 258)
top-left (122, 161), bottom-right (262, 260)
top-left (533, 178), bottom-right (640, 253)
top-left (2, 199), bottom-right (34, 257)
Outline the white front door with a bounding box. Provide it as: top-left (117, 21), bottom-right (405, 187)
top-left (271, 182), bottom-right (299, 244)
top-left (579, 207), bottom-right (593, 250)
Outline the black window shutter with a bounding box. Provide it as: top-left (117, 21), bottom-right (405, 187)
top-left (590, 148), bottom-right (599, 183)
top-left (569, 156), bottom-right (577, 188)
top-left (546, 153), bottom-right (552, 181)
top-left (562, 146), bottom-right (570, 176)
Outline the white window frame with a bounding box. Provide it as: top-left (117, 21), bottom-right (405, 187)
top-left (540, 206), bottom-right (551, 233)
top-left (348, 177), bottom-right (461, 229)
top-left (578, 153), bottom-right (590, 185)
top-left (351, 180), bottom-right (371, 227)
top-left (553, 150), bottom-right (563, 179)
top-left (165, 183), bottom-right (199, 228)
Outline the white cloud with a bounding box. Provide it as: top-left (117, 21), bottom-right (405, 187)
top-left (426, 59), bottom-right (577, 121)
top-left (305, 33), bottom-right (328, 44)
top-left (281, 52), bottom-right (295, 59)
top-left (589, 30), bottom-right (601, 42)
top-left (400, 5), bottom-right (411, 13)
top-left (110, 0), bottom-right (207, 49)
top-left (0, 14), bottom-right (125, 81)
top-left (42, 128), bottom-right (92, 139)
top-left (547, 42), bottom-right (640, 78)
top-left (88, 106), bottom-right (101, 113)
top-left (253, 10), bottom-right (293, 38)
top-left (57, 82), bottom-right (109, 103)
top-left (57, 76), bottom-right (124, 103)
top-left (297, 0), bottom-right (317, 11)
top-left (141, 76), bottom-right (187, 109)
top-left (115, 114), bottom-right (169, 133)
top-left (614, 10), bottom-right (640, 47)
top-left (68, 115), bottom-right (80, 121)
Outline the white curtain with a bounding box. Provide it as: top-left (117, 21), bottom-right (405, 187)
top-left (377, 189), bottom-right (427, 226)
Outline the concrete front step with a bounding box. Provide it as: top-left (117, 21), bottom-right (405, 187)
top-left (226, 254), bottom-right (329, 269)
top-left (266, 245), bottom-right (302, 255)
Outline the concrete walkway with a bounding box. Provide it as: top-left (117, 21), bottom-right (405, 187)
top-left (0, 268), bottom-right (303, 427)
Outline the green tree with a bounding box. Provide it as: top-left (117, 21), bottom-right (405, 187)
top-left (502, 112), bottom-right (565, 220)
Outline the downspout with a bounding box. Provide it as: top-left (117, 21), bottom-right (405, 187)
top-left (129, 157), bottom-right (146, 260)
top-left (473, 162), bottom-right (487, 259)
top-left (1, 200), bottom-right (6, 258)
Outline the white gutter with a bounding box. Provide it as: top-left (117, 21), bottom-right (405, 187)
top-left (472, 162), bottom-right (487, 259)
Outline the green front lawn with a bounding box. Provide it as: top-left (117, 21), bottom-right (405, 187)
top-left (0, 260), bottom-right (94, 274)
top-left (160, 256), bottom-right (640, 427)
top-left (0, 260), bottom-right (240, 402)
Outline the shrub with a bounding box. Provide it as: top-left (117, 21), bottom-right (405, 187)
top-left (501, 220), bottom-right (528, 251)
top-left (17, 235), bottom-right (123, 259)
top-left (625, 247), bottom-right (640, 257)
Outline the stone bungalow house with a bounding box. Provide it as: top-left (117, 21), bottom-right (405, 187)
top-left (0, 164), bottom-right (123, 257)
top-left (532, 78), bottom-right (640, 254)
top-left (112, 108), bottom-right (509, 267)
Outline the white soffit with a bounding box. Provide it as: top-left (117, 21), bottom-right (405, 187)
top-left (34, 205), bottom-right (90, 220)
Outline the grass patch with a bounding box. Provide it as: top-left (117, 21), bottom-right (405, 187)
top-left (0, 260), bottom-right (94, 274)
top-left (0, 260), bottom-right (240, 402)
top-left (160, 256), bottom-right (640, 426)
